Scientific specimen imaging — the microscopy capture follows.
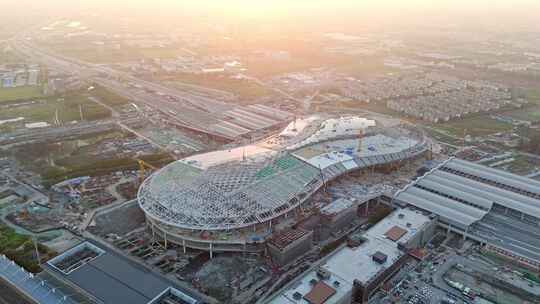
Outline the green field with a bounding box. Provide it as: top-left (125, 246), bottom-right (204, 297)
top-left (90, 85), bottom-right (130, 108)
top-left (495, 89), bottom-right (540, 122)
top-left (502, 105), bottom-right (540, 122)
top-left (0, 224), bottom-right (56, 273)
top-left (0, 86), bottom-right (44, 103)
top-left (423, 127), bottom-right (463, 146)
top-left (9, 131), bottom-right (121, 182)
top-left (319, 100), bottom-right (402, 117)
top-left (0, 91), bottom-right (111, 124)
top-left (433, 115), bottom-right (513, 137)
top-left (48, 45), bottom-right (182, 63)
top-left (41, 152), bottom-right (173, 187)
top-left (525, 89), bottom-right (540, 105)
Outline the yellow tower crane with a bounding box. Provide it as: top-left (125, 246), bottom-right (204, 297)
top-left (137, 159), bottom-right (158, 187)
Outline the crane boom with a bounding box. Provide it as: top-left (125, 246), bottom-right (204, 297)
top-left (137, 159), bottom-right (158, 187)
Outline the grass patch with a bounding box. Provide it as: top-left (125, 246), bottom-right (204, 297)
top-left (486, 155), bottom-right (539, 175)
top-left (423, 128), bottom-right (462, 146)
top-left (433, 115), bottom-right (513, 137)
top-left (481, 250), bottom-right (540, 283)
top-left (48, 44), bottom-right (181, 63)
top-left (8, 131), bottom-right (130, 186)
top-left (525, 89), bottom-right (540, 105)
top-left (90, 84), bottom-right (130, 108)
top-left (319, 100), bottom-right (402, 116)
top-left (41, 153), bottom-right (173, 187)
top-left (0, 91), bottom-right (111, 123)
top-left (501, 105), bottom-right (540, 122)
top-left (0, 224), bottom-right (56, 273)
top-left (0, 86), bottom-right (43, 103)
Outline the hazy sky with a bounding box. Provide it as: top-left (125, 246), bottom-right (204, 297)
top-left (2, 0), bottom-right (540, 32)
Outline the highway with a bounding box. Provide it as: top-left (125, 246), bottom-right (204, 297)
top-left (10, 36), bottom-right (298, 140)
top-left (12, 39), bottom-right (231, 113)
top-left (9, 39), bottom-right (239, 139)
top-left (0, 120), bottom-right (119, 146)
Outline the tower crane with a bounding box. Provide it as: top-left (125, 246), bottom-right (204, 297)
top-left (136, 159), bottom-right (158, 187)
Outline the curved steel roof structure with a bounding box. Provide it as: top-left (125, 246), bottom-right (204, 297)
top-left (138, 116), bottom-right (428, 231)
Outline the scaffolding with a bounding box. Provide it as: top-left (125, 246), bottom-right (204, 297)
top-left (138, 119), bottom-right (429, 233)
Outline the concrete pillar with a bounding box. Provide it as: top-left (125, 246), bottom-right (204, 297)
top-left (419, 229), bottom-right (425, 246)
top-left (164, 231), bottom-right (168, 249)
top-left (363, 200), bottom-right (369, 217)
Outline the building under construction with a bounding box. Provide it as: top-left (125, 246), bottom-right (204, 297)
top-left (265, 208), bottom-right (437, 304)
top-left (268, 228), bottom-right (314, 266)
top-left (138, 115), bottom-right (430, 255)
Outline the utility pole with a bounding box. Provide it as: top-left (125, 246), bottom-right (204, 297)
top-left (319, 164), bottom-right (326, 192)
top-left (462, 128), bottom-right (467, 151)
top-left (79, 104), bottom-right (84, 121)
top-left (32, 237), bottom-right (41, 265)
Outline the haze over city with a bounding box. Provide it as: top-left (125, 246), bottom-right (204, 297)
top-left (0, 1), bottom-right (540, 304)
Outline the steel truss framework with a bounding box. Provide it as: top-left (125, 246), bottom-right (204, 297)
top-left (138, 126), bottom-right (429, 231)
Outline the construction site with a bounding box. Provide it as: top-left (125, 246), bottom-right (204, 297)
top-left (51, 115), bottom-right (428, 302)
top-left (444, 259), bottom-right (540, 304)
top-left (5, 170), bottom-right (137, 233)
top-left (137, 115), bottom-right (429, 254)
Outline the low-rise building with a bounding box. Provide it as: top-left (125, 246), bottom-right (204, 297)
top-left (320, 198), bottom-right (358, 234)
top-left (268, 229), bottom-right (313, 266)
top-left (266, 208), bottom-right (436, 304)
top-left (42, 240), bottom-right (202, 304)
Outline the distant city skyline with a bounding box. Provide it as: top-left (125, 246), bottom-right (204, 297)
top-left (2, 0), bottom-right (540, 31)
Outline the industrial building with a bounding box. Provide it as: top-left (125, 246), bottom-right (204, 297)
top-left (0, 65), bottom-right (41, 88)
top-left (268, 229), bottom-right (314, 266)
top-left (41, 241), bottom-right (201, 304)
top-left (394, 157), bottom-right (540, 271)
top-left (265, 208), bottom-right (436, 304)
top-left (319, 198), bottom-right (359, 237)
top-left (138, 116), bottom-right (430, 255)
top-left (0, 240), bottom-right (202, 304)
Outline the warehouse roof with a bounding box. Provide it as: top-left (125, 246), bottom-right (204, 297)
top-left (44, 241), bottom-right (198, 304)
top-left (394, 158), bottom-right (540, 228)
top-left (444, 158), bottom-right (540, 197)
